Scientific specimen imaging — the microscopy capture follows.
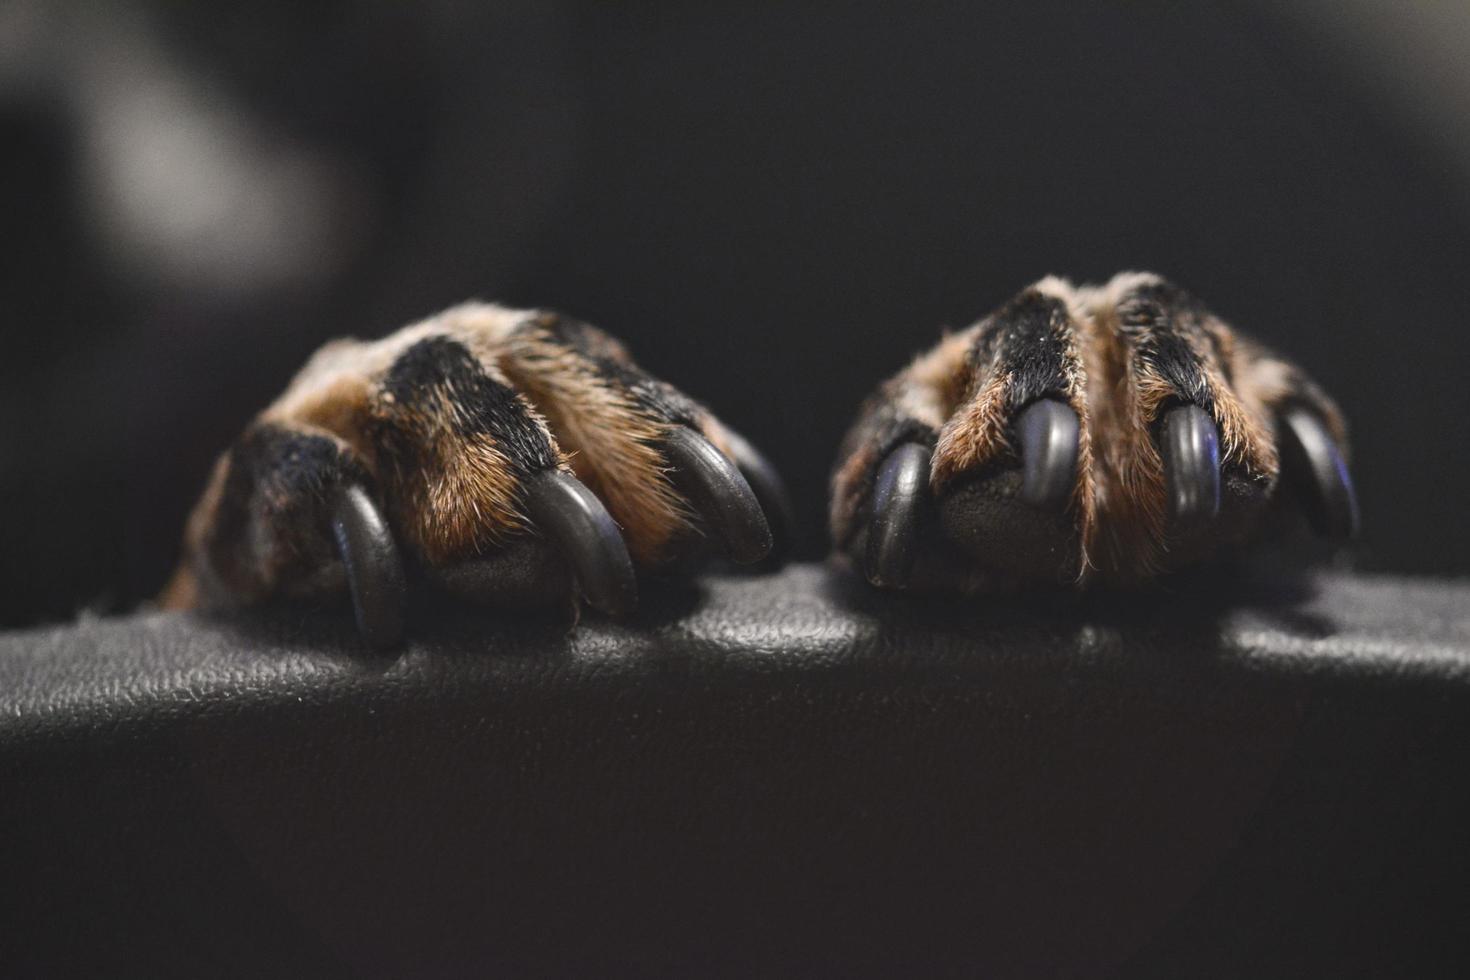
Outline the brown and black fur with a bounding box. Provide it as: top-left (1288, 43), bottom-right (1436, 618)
top-left (831, 271), bottom-right (1351, 591)
top-left (162, 303), bottom-right (750, 613)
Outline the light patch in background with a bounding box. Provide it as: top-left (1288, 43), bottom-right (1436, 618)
top-left (0, 1), bottom-right (367, 298)
top-left (1263, 0), bottom-right (1470, 212)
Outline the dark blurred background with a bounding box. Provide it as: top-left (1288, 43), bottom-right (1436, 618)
top-left (2, 0), bottom-right (1468, 628)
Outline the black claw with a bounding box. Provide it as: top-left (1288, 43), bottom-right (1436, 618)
top-left (664, 427), bottom-right (774, 565)
top-left (718, 426), bottom-right (796, 564)
top-left (523, 469), bottom-right (637, 616)
top-left (1278, 406), bottom-right (1360, 539)
top-left (1159, 403), bottom-right (1222, 531)
top-left (1016, 398), bottom-right (1080, 511)
top-left (865, 443), bottom-right (932, 589)
top-left (331, 483), bottom-right (407, 650)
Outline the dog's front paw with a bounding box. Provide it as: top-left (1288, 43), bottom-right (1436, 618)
top-left (831, 272), bottom-right (1358, 592)
top-left (164, 304), bottom-right (791, 645)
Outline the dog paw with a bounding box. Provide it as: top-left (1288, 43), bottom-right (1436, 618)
top-left (831, 272), bottom-right (1358, 592)
top-left (164, 304), bottom-right (791, 645)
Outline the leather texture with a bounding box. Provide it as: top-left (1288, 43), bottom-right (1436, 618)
top-left (3, 564), bottom-right (1469, 978)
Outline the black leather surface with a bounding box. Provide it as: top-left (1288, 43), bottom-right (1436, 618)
top-left (3, 564), bottom-right (1469, 978)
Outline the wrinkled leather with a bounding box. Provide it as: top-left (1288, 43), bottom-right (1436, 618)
top-left (2, 565), bottom-right (1468, 978)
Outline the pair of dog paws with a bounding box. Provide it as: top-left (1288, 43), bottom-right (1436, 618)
top-left (163, 273), bottom-right (1357, 644)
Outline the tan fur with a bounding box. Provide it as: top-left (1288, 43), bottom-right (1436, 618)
top-left (931, 368), bottom-right (1012, 486)
top-left (500, 324), bottom-right (693, 565)
top-left (1059, 298), bottom-right (1097, 580)
top-left (1203, 361), bottom-right (1277, 478)
top-left (898, 328), bottom-right (977, 432)
top-left (375, 374), bottom-right (552, 565)
top-left (1080, 290), bottom-right (1168, 580)
top-left (262, 372), bottom-right (378, 463)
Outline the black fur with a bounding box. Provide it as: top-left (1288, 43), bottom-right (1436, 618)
top-left (206, 423), bottom-right (362, 596)
top-left (382, 337), bottom-right (559, 475)
top-left (1117, 281), bottom-right (1216, 413)
top-left (972, 290), bottom-right (1074, 409)
top-left (520, 311), bottom-right (622, 363)
top-left (519, 312), bottom-right (706, 427)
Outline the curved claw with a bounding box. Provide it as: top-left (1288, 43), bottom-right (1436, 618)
top-left (1159, 403), bottom-right (1222, 531)
top-left (330, 483), bottom-right (407, 650)
top-left (718, 426), bottom-right (796, 563)
top-left (1016, 398), bottom-right (1080, 511)
top-left (865, 443), bottom-right (932, 589)
top-left (664, 427), bottom-right (773, 565)
top-left (1278, 407), bottom-right (1360, 539)
top-left (523, 469), bottom-right (637, 616)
